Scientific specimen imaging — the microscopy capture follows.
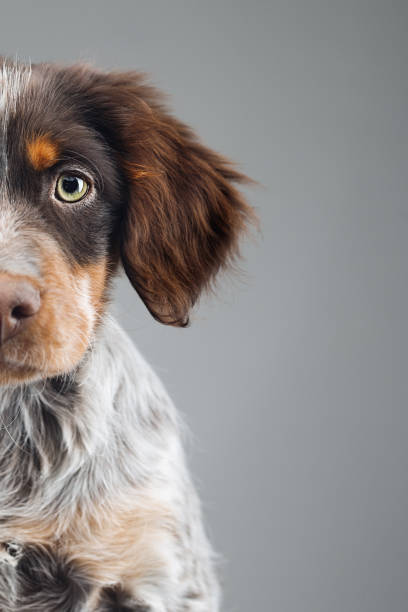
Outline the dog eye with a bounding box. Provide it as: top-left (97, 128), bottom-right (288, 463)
top-left (55, 175), bottom-right (89, 203)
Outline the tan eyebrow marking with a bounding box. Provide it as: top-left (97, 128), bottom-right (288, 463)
top-left (27, 135), bottom-right (60, 171)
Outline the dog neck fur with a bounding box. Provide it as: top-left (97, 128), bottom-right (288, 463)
top-left (0, 316), bottom-right (181, 529)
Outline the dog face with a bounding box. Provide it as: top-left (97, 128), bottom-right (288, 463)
top-left (0, 59), bottom-right (253, 384)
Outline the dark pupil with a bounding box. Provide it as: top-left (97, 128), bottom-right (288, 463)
top-left (62, 177), bottom-right (79, 194)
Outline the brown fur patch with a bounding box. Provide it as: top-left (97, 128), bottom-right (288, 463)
top-left (26, 135), bottom-right (60, 171)
top-left (65, 497), bottom-right (173, 587)
top-left (0, 236), bottom-right (97, 384)
top-left (1, 493), bottom-right (174, 595)
top-left (79, 70), bottom-right (256, 326)
top-left (0, 239), bottom-right (118, 384)
top-left (0, 518), bottom-right (58, 546)
top-left (123, 161), bottom-right (160, 181)
top-left (74, 259), bottom-right (110, 320)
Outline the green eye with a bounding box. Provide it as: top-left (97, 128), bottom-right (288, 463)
top-left (56, 175), bottom-right (89, 202)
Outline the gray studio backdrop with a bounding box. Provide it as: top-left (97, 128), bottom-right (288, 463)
top-left (1, 1), bottom-right (408, 611)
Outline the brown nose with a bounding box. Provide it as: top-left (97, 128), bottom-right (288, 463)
top-left (0, 278), bottom-right (41, 345)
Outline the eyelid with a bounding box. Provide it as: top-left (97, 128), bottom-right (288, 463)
top-left (56, 154), bottom-right (103, 191)
top-left (56, 167), bottom-right (93, 184)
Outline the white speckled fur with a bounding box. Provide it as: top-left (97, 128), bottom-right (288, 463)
top-left (0, 316), bottom-right (220, 611)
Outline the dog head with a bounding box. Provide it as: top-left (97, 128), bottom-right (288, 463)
top-left (0, 59), bottom-right (254, 383)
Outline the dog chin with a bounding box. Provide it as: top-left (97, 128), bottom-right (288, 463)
top-left (0, 359), bottom-right (43, 385)
top-left (0, 350), bottom-right (71, 385)
top-left (0, 337), bottom-right (90, 385)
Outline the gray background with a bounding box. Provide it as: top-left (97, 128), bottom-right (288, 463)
top-left (1, 1), bottom-right (408, 610)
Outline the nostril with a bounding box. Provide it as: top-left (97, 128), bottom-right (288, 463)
top-left (0, 280), bottom-right (41, 345)
top-left (10, 285), bottom-right (41, 322)
top-left (11, 303), bottom-right (37, 320)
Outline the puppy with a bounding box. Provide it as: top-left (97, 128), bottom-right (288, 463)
top-left (0, 59), bottom-right (253, 611)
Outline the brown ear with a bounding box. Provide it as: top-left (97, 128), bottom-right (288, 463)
top-left (82, 69), bottom-right (255, 326)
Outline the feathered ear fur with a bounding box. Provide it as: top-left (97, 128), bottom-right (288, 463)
top-left (79, 69), bottom-right (255, 326)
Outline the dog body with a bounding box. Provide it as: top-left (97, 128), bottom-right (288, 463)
top-left (0, 59), bottom-right (252, 610)
top-left (0, 318), bottom-right (219, 610)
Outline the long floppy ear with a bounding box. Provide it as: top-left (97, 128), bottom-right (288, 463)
top-left (80, 69), bottom-right (255, 326)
